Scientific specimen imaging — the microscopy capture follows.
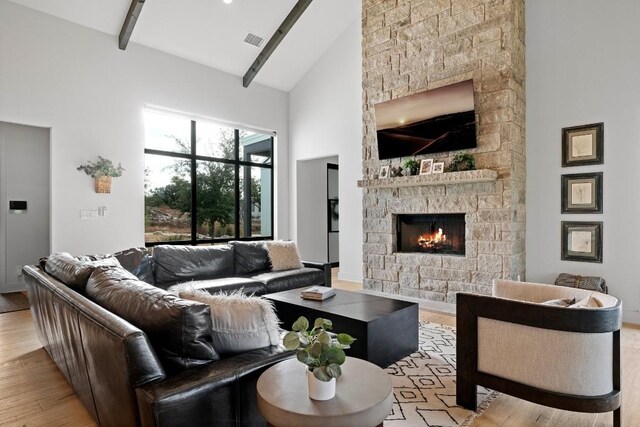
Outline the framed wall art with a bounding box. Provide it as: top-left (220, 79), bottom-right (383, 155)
top-left (561, 221), bottom-right (602, 263)
top-left (561, 172), bottom-right (603, 213)
top-left (379, 165), bottom-right (390, 179)
top-left (432, 162), bottom-right (444, 174)
top-left (562, 122), bottom-right (603, 167)
top-left (419, 159), bottom-right (433, 175)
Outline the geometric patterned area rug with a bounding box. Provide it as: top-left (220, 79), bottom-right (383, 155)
top-left (385, 322), bottom-right (497, 426)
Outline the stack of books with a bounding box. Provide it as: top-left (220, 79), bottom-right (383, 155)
top-left (300, 286), bottom-right (336, 301)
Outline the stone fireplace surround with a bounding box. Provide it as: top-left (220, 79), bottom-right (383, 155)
top-left (360, 0), bottom-right (526, 304)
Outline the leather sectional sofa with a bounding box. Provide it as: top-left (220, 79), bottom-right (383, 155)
top-left (23, 242), bottom-right (331, 426)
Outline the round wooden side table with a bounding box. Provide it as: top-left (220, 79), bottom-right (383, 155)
top-left (257, 357), bottom-right (393, 427)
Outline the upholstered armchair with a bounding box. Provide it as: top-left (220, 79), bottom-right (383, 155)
top-left (456, 279), bottom-right (622, 427)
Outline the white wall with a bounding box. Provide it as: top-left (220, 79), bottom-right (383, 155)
top-left (0, 0), bottom-right (290, 255)
top-left (526, 0), bottom-right (640, 323)
top-left (289, 19), bottom-right (363, 282)
top-left (296, 156), bottom-right (338, 263)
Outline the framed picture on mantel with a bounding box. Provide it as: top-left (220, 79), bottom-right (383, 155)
top-left (562, 122), bottom-right (604, 167)
top-left (561, 172), bottom-right (603, 213)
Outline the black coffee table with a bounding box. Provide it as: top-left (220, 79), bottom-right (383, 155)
top-left (264, 289), bottom-right (419, 368)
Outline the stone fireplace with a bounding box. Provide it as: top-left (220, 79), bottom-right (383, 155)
top-left (396, 213), bottom-right (465, 255)
top-left (360, 0), bottom-right (526, 304)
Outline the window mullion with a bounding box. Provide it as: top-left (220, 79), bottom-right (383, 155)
top-left (191, 120), bottom-right (197, 245)
top-left (234, 129), bottom-right (240, 239)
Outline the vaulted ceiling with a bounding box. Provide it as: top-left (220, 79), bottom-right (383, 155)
top-left (8, 0), bottom-right (360, 91)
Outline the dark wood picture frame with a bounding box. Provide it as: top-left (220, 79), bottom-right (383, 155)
top-left (561, 172), bottom-right (603, 213)
top-left (562, 122), bottom-right (604, 167)
top-left (561, 221), bottom-right (603, 263)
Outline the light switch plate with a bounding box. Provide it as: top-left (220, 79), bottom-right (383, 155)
top-left (80, 210), bottom-right (99, 220)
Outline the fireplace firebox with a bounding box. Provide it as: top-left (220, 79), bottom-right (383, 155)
top-left (396, 213), bottom-right (465, 255)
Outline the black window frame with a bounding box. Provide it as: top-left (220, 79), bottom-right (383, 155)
top-left (144, 118), bottom-right (274, 247)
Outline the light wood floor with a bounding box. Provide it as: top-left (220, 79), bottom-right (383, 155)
top-left (1, 278), bottom-right (638, 426)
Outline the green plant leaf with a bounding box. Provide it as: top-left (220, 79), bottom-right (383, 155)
top-left (336, 333), bottom-right (355, 346)
top-left (292, 316), bottom-right (309, 332)
top-left (321, 319), bottom-right (333, 330)
top-left (313, 366), bottom-right (332, 382)
top-left (308, 341), bottom-right (322, 358)
top-left (313, 318), bottom-right (325, 329)
top-left (324, 347), bottom-right (346, 365)
top-left (296, 350), bottom-right (310, 364)
top-left (283, 331), bottom-right (300, 350)
top-left (318, 331), bottom-right (331, 346)
top-left (326, 363), bottom-right (342, 379)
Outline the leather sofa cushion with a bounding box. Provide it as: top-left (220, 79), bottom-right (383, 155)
top-left (249, 268), bottom-right (324, 294)
top-left (168, 277), bottom-right (267, 296)
top-left (154, 245), bottom-right (234, 286)
top-left (45, 252), bottom-right (121, 293)
top-left (230, 241), bottom-right (270, 275)
top-left (86, 266), bottom-right (219, 371)
top-left (113, 247), bottom-right (150, 273)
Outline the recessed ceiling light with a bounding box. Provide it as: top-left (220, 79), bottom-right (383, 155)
top-left (223, 0), bottom-right (233, 4)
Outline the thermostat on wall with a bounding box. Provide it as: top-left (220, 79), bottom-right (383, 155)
top-left (9, 200), bottom-right (27, 211)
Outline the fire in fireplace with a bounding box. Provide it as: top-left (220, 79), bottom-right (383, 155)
top-left (396, 213), bottom-right (465, 255)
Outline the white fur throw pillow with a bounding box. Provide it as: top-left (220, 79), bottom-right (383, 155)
top-left (179, 289), bottom-right (281, 356)
top-left (266, 240), bottom-right (303, 271)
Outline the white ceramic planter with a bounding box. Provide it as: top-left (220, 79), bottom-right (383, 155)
top-left (307, 370), bottom-right (336, 400)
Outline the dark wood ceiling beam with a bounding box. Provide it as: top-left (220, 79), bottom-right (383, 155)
top-left (242, 0), bottom-right (313, 88)
top-left (119, 0), bottom-right (145, 50)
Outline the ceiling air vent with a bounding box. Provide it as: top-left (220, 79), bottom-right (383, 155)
top-left (244, 32), bottom-right (265, 48)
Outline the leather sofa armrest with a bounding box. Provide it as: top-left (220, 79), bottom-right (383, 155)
top-left (302, 261), bottom-right (332, 287)
top-left (136, 346), bottom-right (294, 427)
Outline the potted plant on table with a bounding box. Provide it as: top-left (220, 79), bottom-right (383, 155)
top-left (283, 316), bottom-right (355, 400)
top-left (77, 156), bottom-right (125, 193)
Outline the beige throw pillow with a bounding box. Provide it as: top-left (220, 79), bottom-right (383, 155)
top-left (541, 297), bottom-right (576, 307)
top-left (266, 240), bottom-right (304, 271)
top-left (179, 289), bottom-right (281, 356)
top-left (569, 293), bottom-right (604, 309)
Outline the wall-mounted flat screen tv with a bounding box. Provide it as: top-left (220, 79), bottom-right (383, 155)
top-left (374, 80), bottom-right (476, 160)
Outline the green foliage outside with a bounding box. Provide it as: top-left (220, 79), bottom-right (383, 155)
top-left (145, 129), bottom-right (263, 240)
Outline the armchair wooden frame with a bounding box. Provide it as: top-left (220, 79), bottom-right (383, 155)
top-left (456, 292), bottom-right (621, 427)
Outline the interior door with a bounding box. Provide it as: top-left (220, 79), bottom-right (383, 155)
top-left (0, 121), bottom-right (50, 292)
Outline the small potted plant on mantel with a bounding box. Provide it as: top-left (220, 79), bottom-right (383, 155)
top-left (283, 316), bottom-right (355, 400)
top-left (77, 156), bottom-right (125, 194)
top-left (403, 158), bottom-right (420, 176)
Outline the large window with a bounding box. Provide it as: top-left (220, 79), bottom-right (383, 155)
top-left (144, 110), bottom-right (273, 245)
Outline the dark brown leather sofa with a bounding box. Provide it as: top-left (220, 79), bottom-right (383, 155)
top-left (22, 240), bottom-right (331, 427)
top-left (24, 265), bottom-right (294, 427)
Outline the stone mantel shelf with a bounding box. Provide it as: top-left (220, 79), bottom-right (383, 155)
top-left (357, 169), bottom-right (498, 189)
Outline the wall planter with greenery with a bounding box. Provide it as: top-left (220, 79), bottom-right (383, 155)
top-left (77, 156), bottom-right (125, 194)
top-left (283, 316), bottom-right (355, 400)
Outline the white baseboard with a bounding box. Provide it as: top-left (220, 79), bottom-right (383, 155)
top-left (1, 283), bottom-right (26, 293)
top-left (623, 310), bottom-right (640, 326)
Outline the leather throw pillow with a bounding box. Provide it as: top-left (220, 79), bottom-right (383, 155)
top-left (45, 252), bottom-right (121, 293)
top-left (86, 266), bottom-right (219, 370)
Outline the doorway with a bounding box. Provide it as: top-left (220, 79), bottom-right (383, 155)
top-left (0, 121), bottom-right (50, 293)
top-left (296, 155), bottom-right (339, 264)
top-left (327, 163), bottom-right (339, 266)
